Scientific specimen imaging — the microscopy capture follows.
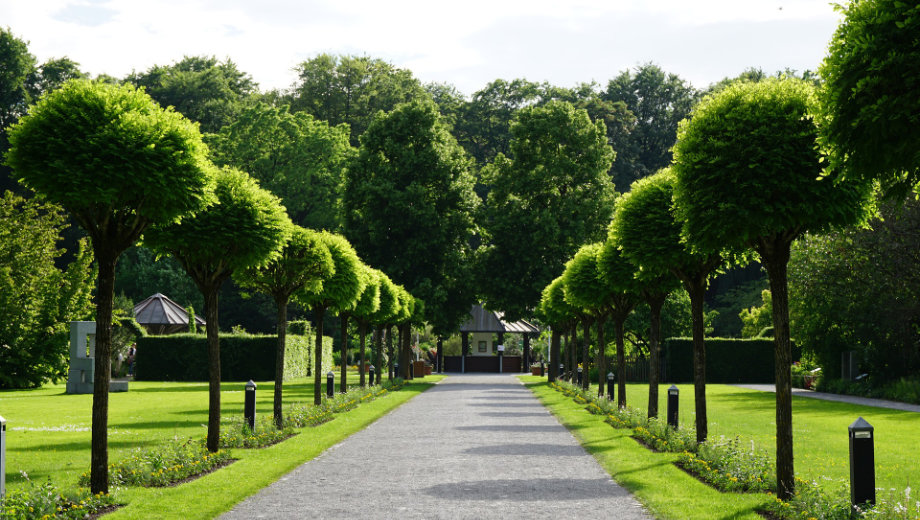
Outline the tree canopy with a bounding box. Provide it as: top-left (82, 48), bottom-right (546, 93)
top-left (477, 100), bottom-right (617, 320)
top-left (819, 0), bottom-right (920, 199)
top-left (343, 99), bottom-right (479, 334)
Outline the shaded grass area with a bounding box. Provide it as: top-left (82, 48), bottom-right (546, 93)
top-left (520, 377), bottom-right (768, 520)
top-left (1, 372), bottom-right (444, 519)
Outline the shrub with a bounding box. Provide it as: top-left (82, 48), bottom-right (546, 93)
top-left (220, 416), bottom-right (296, 449)
top-left (664, 337), bottom-right (796, 383)
top-left (78, 437), bottom-right (232, 488)
top-left (0, 475), bottom-right (116, 519)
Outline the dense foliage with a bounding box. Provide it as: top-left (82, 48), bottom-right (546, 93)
top-left (0, 193), bottom-right (95, 388)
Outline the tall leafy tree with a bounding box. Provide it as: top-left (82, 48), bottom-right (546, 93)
top-left (144, 166), bottom-right (292, 451)
top-left (5, 79), bottom-right (213, 493)
top-left (343, 100), bottom-right (479, 335)
top-left (819, 0), bottom-right (920, 200)
top-left (209, 102), bottom-right (355, 230)
top-left (351, 267), bottom-right (382, 387)
top-left (608, 174), bottom-right (681, 417)
top-left (0, 193), bottom-right (95, 388)
top-left (127, 56), bottom-right (258, 133)
top-left (294, 232), bottom-right (366, 405)
top-left (290, 54), bottom-right (427, 145)
top-left (603, 63), bottom-right (699, 191)
top-left (671, 78), bottom-right (871, 499)
top-left (234, 226), bottom-right (334, 427)
top-left (478, 100), bottom-right (616, 320)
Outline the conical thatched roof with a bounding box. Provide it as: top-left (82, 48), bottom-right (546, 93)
top-left (133, 293), bottom-right (206, 335)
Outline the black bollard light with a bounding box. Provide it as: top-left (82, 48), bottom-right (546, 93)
top-left (244, 380), bottom-right (256, 432)
top-left (577, 366), bottom-right (583, 386)
top-left (559, 364), bottom-right (564, 381)
top-left (369, 365), bottom-right (375, 385)
top-left (667, 385), bottom-right (679, 429)
top-left (1, 413), bottom-right (6, 499)
top-left (326, 371), bottom-right (334, 398)
top-left (849, 417), bottom-right (876, 510)
top-left (607, 372), bottom-right (615, 401)
top-left (394, 363), bottom-right (399, 380)
top-left (540, 361), bottom-right (545, 377)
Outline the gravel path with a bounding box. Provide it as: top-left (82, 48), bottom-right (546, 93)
top-left (221, 373), bottom-right (652, 519)
top-left (733, 384), bottom-right (920, 413)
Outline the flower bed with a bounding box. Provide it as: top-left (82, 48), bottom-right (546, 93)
top-left (0, 476), bottom-right (116, 519)
top-left (78, 438), bottom-right (233, 488)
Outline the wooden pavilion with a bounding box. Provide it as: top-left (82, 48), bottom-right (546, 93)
top-left (443, 304), bottom-right (540, 373)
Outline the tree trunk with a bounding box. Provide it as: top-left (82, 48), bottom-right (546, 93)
top-left (596, 317), bottom-right (606, 397)
top-left (569, 326), bottom-right (577, 381)
top-left (615, 317), bottom-right (627, 409)
top-left (374, 326), bottom-right (383, 385)
top-left (313, 306), bottom-right (326, 405)
top-left (549, 329), bottom-right (560, 383)
top-left (359, 321), bottom-right (367, 387)
top-left (581, 317), bottom-right (591, 390)
top-left (647, 293), bottom-right (667, 419)
top-left (273, 296), bottom-right (289, 430)
top-left (686, 277), bottom-right (708, 443)
top-left (386, 326), bottom-right (394, 380)
top-left (340, 314), bottom-right (348, 394)
top-left (436, 336), bottom-right (443, 373)
top-left (401, 324), bottom-right (411, 379)
top-left (89, 249), bottom-right (116, 494)
top-left (760, 235), bottom-right (796, 500)
top-left (204, 283), bottom-right (222, 452)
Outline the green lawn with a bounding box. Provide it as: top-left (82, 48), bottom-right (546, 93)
top-left (544, 378), bottom-right (920, 494)
top-left (1, 372), bottom-right (444, 519)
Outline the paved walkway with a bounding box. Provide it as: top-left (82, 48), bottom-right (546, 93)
top-left (734, 384), bottom-right (920, 413)
top-left (222, 373), bottom-right (652, 519)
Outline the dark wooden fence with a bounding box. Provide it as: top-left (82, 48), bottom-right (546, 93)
top-left (443, 356), bottom-right (522, 373)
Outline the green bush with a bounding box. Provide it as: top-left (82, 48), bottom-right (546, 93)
top-left (663, 337), bottom-right (797, 383)
top-left (135, 332), bottom-right (331, 382)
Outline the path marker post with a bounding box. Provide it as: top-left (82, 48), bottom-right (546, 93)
top-left (244, 380), bottom-right (256, 432)
top-left (326, 372), bottom-right (334, 398)
top-left (667, 385), bottom-right (679, 428)
top-left (849, 417), bottom-right (876, 510)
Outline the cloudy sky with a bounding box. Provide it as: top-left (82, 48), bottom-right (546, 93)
top-left (2, 0), bottom-right (844, 95)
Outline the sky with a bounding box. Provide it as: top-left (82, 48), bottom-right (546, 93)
top-left (2, 0), bottom-right (845, 95)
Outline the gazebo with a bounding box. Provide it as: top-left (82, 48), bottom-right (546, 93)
top-left (443, 304), bottom-right (540, 373)
top-left (133, 293), bottom-right (206, 335)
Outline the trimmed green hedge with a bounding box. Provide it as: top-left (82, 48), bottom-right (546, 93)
top-left (135, 332), bottom-right (332, 382)
top-left (663, 337), bottom-right (799, 384)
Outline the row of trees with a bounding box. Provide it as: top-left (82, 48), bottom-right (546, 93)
top-left (4, 80), bottom-right (426, 495)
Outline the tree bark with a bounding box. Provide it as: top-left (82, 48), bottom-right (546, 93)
top-left (89, 248), bottom-right (116, 494)
top-left (569, 326), bottom-right (577, 381)
top-left (386, 326), bottom-right (394, 380)
top-left (340, 314), bottom-right (348, 394)
top-left (273, 296), bottom-right (288, 429)
top-left (374, 326), bottom-right (383, 385)
top-left (581, 317), bottom-right (591, 390)
top-left (549, 329), bottom-right (560, 383)
top-left (204, 283), bottom-right (222, 452)
top-left (686, 277), bottom-right (708, 443)
top-left (596, 317), bottom-right (606, 397)
top-left (401, 324), bottom-right (411, 379)
top-left (646, 292), bottom-right (667, 419)
top-left (759, 235), bottom-right (796, 500)
top-left (359, 321), bottom-right (367, 387)
top-left (313, 306), bottom-right (326, 405)
top-left (436, 336), bottom-right (443, 373)
top-left (615, 317), bottom-right (627, 409)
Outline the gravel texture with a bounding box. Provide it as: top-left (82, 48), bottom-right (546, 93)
top-left (221, 373), bottom-right (652, 519)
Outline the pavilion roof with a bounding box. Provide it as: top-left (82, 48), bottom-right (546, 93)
top-left (459, 304), bottom-right (540, 334)
top-left (133, 293), bottom-right (205, 335)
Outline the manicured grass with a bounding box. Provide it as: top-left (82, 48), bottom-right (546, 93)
top-left (520, 377), bottom-right (769, 520)
top-left (584, 381), bottom-right (920, 490)
top-left (1, 372), bottom-right (444, 519)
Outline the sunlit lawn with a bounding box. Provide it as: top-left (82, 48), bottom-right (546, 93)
top-left (587, 381), bottom-right (920, 491)
top-left (0, 369), bottom-right (391, 490)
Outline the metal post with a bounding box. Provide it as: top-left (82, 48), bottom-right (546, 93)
top-left (849, 417), bottom-right (876, 509)
top-left (540, 361), bottom-right (545, 377)
top-left (369, 365), bottom-right (375, 386)
top-left (577, 366), bottom-right (583, 386)
top-left (1, 414), bottom-right (5, 499)
top-left (559, 364), bottom-right (564, 381)
top-left (244, 380), bottom-right (256, 432)
top-left (326, 371), bottom-right (334, 398)
top-left (607, 373), bottom-right (615, 401)
top-left (667, 385), bottom-right (679, 428)
top-left (394, 363), bottom-right (399, 380)
top-left (497, 345), bottom-right (504, 374)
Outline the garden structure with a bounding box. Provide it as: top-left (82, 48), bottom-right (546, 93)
top-left (444, 303), bottom-right (540, 373)
top-left (133, 293), bottom-right (207, 335)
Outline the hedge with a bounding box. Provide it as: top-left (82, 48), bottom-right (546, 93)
top-left (662, 337), bottom-right (800, 384)
top-left (135, 332), bottom-right (332, 382)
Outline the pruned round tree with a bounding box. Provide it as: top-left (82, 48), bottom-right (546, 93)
top-left (608, 173), bottom-right (682, 417)
top-left (294, 232), bottom-right (366, 404)
top-left (671, 78), bottom-right (871, 499)
top-left (819, 0), bottom-right (920, 200)
top-left (538, 276), bottom-right (578, 382)
top-left (597, 239), bottom-right (642, 408)
top-left (339, 262), bottom-right (380, 391)
top-left (369, 273), bottom-right (400, 385)
top-left (4, 79), bottom-right (212, 493)
top-left (234, 225), bottom-right (334, 428)
top-left (562, 245), bottom-right (601, 391)
top-left (144, 165), bottom-right (292, 451)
